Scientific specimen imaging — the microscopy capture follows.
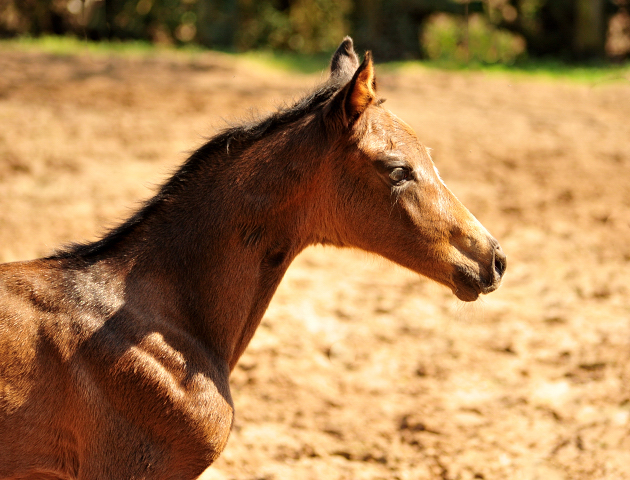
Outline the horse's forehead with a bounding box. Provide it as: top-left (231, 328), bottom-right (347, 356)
top-left (369, 108), bottom-right (418, 142)
top-left (363, 108), bottom-right (420, 152)
top-left (388, 110), bottom-right (418, 139)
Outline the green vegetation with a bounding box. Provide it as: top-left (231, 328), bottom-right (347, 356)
top-left (2, 35), bottom-right (628, 84)
top-left (387, 58), bottom-right (630, 84)
top-left (471, 59), bottom-right (630, 83)
top-left (421, 13), bottom-right (526, 65)
top-left (2, 0), bottom-right (629, 64)
top-left (238, 49), bottom-right (335, 74)
top-left (1, 34), bottom-right (203, 58)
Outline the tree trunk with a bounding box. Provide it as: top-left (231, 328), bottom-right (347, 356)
top-left (573, 0), bottom-right (606, 58)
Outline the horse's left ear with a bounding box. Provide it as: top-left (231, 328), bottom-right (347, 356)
top-left (328, 51), bottom-right (377, 127)
top-left (330, 36), bottom-right (360, 82)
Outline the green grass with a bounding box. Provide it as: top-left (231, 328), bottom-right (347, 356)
top-left (386, 58), bottom-right (630, 84)
top-left (240, 47), bottom-right (630, 83)
top-left (1, 35), bottom-right (328, 74)
top-left (2, 35), bottom-right (629, 84)
top-left (238, 49), bottom-right (335, 75)
top-left (1, 35), bottom-right (204, 58)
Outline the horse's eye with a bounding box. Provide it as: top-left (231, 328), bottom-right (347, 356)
top-left (389, 167), bottom-right (410, 185)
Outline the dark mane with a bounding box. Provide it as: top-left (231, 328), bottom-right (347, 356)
top-left (217, 78), bottom-right (342, 147)
top-left (48, 77), bottom-right (344, 261)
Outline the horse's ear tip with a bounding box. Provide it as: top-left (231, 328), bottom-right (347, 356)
top-left (357, 51), bottom-right (374, 73)
top-left (336, 36), bottom-right (355, 55)
top-left (330, 36), bottom-right (359, 77)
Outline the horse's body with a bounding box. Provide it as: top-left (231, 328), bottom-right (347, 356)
top-left (0, 38), bottom-right (505, 479)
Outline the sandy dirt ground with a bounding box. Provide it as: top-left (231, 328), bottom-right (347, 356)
top-left (0, 45), bottom-right (629, 480)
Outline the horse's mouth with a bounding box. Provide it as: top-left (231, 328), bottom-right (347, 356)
top-left (451, 264), bottom-right (504, 302)
top-left (452, 283), bottom-right (481, 302)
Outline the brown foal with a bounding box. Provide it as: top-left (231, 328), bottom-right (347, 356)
top-left (0, 37), bottom-right (505, 479)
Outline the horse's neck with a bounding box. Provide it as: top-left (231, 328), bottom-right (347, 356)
top-left (118, 151), bottom-right (315, 370)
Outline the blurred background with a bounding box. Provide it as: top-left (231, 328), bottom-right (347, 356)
top-left (1, 0), bottom-right (629, 64)
top-left (1, 1), bottom-right (630, 479)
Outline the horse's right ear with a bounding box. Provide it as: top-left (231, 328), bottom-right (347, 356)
top-left (330, 36), bottom-right (360, 82)
top-left (326, 51), bottom-right (376, 128)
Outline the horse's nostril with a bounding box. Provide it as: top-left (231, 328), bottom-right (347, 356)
top-left (493, 245), bottom-right (507, 279)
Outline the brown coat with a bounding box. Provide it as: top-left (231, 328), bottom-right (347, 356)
top-left (0, 38), bottom-right (505, 479)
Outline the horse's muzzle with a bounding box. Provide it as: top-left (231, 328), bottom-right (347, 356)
top-left (453, 242), bottom-right (507, 302)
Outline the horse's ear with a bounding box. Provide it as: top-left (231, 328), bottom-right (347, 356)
top-left (330, 36), bottom-right (360, 81)
top-left (344, 52), bottom-right (376, 122)
top-left (328, 51), bottom-right (376, 127)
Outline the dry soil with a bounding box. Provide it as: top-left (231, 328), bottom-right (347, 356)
top-left (0, 46), bottom-right (629, 480)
